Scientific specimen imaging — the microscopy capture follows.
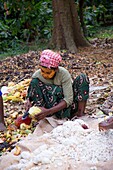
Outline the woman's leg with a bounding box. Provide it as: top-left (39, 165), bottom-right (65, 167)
top-left (72, 73), bottom-right (90, 117)
top-left (27, 78), bottom-right (71, 118)
top-left (77, 100), bottom-right (87, 117)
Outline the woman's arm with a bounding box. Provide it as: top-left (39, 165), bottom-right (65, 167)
top-left (0, 95), bottom-right (6, 131)
top-left (35, 100), bottom-right (67, 121)
top-left (0, 96), bottom-right (4, 123)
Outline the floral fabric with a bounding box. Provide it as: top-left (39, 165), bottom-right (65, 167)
top-left (27, 74), bottom-right (89, 119)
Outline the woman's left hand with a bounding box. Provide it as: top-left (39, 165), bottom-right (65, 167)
top-left (34, 107), bottom-right (50, 121)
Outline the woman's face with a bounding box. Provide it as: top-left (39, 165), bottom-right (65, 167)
top-left (40, 66), bottom-right (56, 79)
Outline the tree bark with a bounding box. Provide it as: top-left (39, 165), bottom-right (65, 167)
top-left (79, 0), bottom-right (87, 36)
top-left (51, 0), bottom-right (90, 53)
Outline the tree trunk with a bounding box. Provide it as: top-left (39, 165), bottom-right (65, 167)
top-left (79, 0), bottom-right (87, 37)
top-left (51, 0), bottom-right (90, 53)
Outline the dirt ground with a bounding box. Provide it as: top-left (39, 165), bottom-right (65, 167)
top-left (1, 44), bottom-right (113, 114)
top-left (0, 43), bottom-right (113, 169)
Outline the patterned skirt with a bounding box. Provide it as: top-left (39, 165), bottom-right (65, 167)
top-left (27, 73), bottom-right (89, 119)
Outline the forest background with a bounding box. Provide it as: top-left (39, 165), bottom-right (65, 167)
top-left (0, 0), bottom-right (113, 58)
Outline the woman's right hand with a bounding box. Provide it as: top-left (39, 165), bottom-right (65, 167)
top-left (34, 107), bottom-right (50, 121)
top-left (24, 99), bottom-right (32, 111)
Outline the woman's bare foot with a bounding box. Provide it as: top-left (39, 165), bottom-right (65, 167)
top-left (0, 123), bottom-right (6, 131)
top-left (76, 112), bottom-right (86, 117)
top-left (76, 101), bottom-right (87, 117)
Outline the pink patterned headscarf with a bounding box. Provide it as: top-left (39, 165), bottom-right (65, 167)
top-left (40, 49), bottom-right (62, 68)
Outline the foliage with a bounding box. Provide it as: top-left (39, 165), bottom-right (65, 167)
top-left (0, 0), bottom-right (52, 54)
top-left (0, 0), bottom-right (113, 57)
top-left (76, 0), bottom-right (113, 37)
top-left (90, 25), bottom-right (113, 39)
top-left (84, 5), bottom-right (107, 36)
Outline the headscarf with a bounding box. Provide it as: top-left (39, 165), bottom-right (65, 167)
top-left (40, 49), bottom-right (62, 68)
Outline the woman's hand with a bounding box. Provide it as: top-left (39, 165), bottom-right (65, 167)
top-left (99, 116), bottom-right (113, 131)
top-left (99, 122), bottom-right (108, 131)
top-left (34, 107), bottom-right (50, 121)
top-left (24, 99), bottom-right (32, 111)
top-left (34, 100), bottom-right (67, 121)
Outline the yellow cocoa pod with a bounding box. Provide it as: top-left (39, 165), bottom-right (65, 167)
top-left (6, 96), bottom-right (23, 102)
top-left (29, 106), bottom-right (41, 117)
top-left (14, 145), bottom-right (21, 156)
top-left (8, 82), bottom-right (15, 87)
top-left (20, 123), bottom-right (29, 130)
top-left (14, 92), bottom-right (21, 97)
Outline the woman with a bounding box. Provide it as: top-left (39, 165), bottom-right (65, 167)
top-left (0, 90), bottom-right (6, 131)
top-left (25, 49), bottom-right (89, 121)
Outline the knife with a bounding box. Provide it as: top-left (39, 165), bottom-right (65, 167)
top-left (22, 111), bottom-right (29, 120)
